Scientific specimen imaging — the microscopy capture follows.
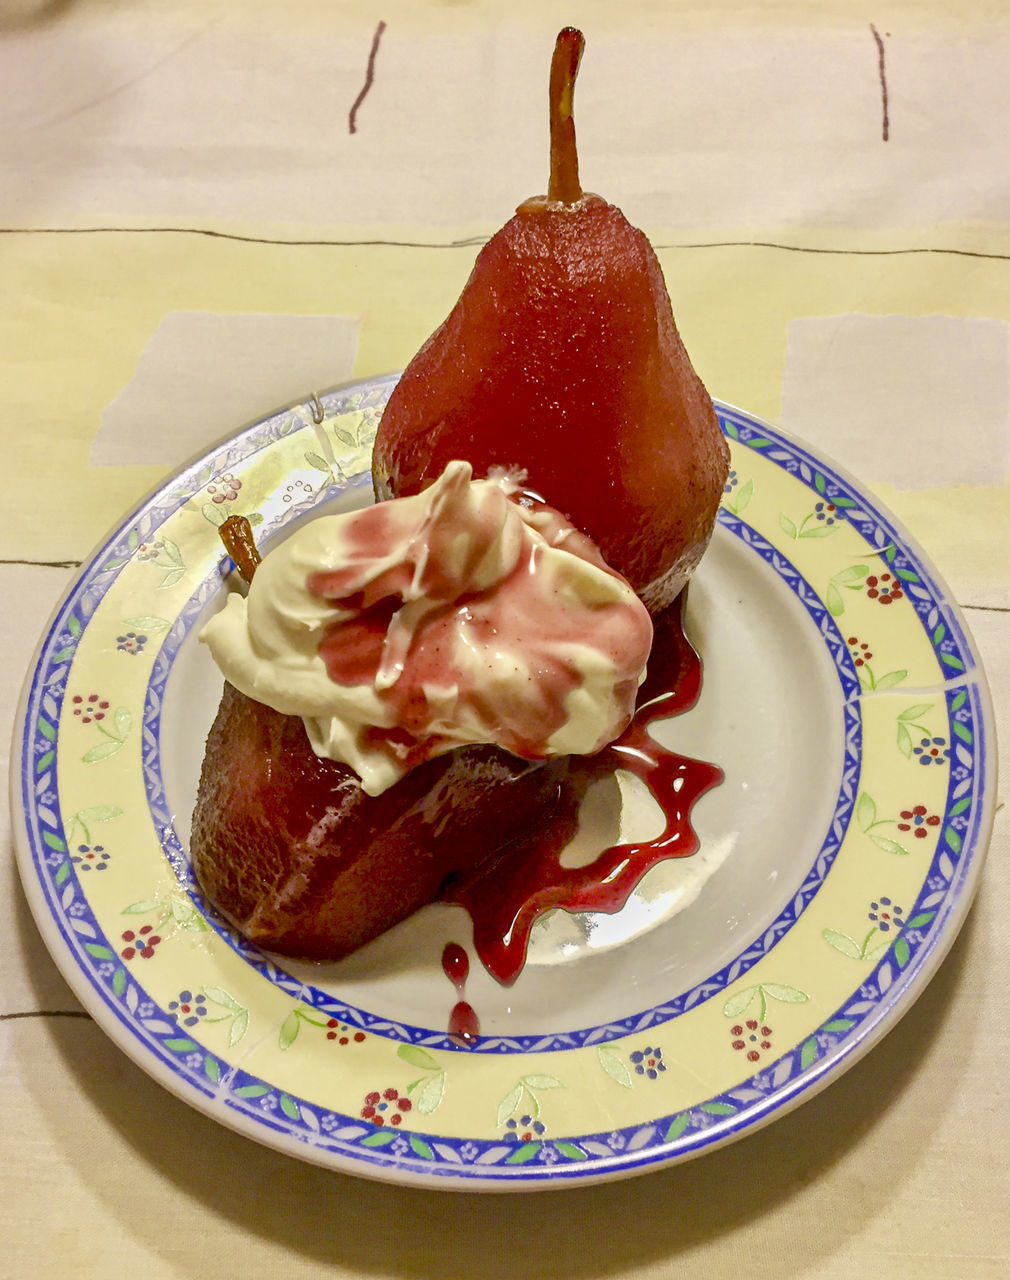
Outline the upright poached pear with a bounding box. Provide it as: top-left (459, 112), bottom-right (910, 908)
top-left (372, 28), bottom-right (729, 613)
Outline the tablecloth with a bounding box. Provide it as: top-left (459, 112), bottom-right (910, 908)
top-left (2, 2), bottom-right (1007, 1276)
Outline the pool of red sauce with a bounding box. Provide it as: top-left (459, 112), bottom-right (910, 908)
top-left (439, 594), bottom-right (723, 1005)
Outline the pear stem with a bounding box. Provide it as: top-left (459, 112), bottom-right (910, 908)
top-left (548, 27), bottom-right (584, 204)
top-left (220, 515), bottom-right (261, 584)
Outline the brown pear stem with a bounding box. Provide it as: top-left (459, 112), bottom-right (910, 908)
top-left (547, 27), bottom-right (585, 204)
top-left (220, 514), bottom-right (261, 584)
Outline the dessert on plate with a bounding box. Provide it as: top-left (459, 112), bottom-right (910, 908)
top-left (189, 29), bottom-right (728, 984)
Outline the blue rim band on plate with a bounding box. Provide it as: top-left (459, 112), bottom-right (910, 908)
top-left (13, 384), bottom-right (995, 1186)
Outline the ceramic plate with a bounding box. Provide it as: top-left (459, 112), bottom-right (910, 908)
top-left (13, 378), bottom-right (996, 1190)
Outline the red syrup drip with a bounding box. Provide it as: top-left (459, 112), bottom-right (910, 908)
top-left (441, 942), bottom-right (480, 1046)
top-left (441, 941), bottom-right (469, 991)
top-left (440, 593), bottom-right (724, 987)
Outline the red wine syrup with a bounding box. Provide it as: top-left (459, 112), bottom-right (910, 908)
top-left (441, 594), bottom-right (723, 987)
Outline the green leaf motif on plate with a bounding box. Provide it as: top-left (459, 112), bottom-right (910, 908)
top-left (398, 1043), bottom-right (447, 1116)
top-left (304, 451), bottom-right (333, 474)
top-left (523, 1074), bottom-right (563, 1091)
top-left (505, 1142), bottom-right (541, 1165)
top-left (895, 704), bottom-right (935, 758)
top-left (823, 928), bottom-right (862, 959)
top-left (872, 835), bottom-right (910, 856)
top-left (825, 563), bottom-right (869, 617)
top-left (664, 1112), bottom-right (690, 1142)
top-left (397, 1044), bottom-right (440, 1071)
top-left (496, 1074), bottom-right (563, 1132)
top-left (278, 1010), bottom-right (301, 1051)
top-left (823, 926), bottom-right (890, 963)
top-left (597, 1044), bottom-right (633, 1089)
top-left (555, 1142), bottom-right (588, 1161)
top-left (361, 1129), bottom-right (397, 1149)
top-left (202, 986), bottom-right (250, 1046)
top-left (411, 1072), bottom-right (446, 1116)
top-left (81, 707), bottom-right (132, 764)
top-left (723, 982), bottom-right (809, 1022)
top-left (67, 805), bottom-right (123, 846)
top-left (496, 1084), bottom-right (523, 1128)
top-left (82, 740), bottom-right (122, 764)
top-left (722, 477), bottom-right (753, 516)
top-left (700, 1101), bottom-right (736, 1116)
top-left (164, 1037), bottom-right (199, 1053)
top-left (122, 615), bottom-right (170, 632)
top-left (202, 502), bottom-right (227, 527)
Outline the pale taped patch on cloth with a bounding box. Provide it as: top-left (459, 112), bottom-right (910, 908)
top-left (91, 312), bottom-right (360, 468)
top-left (782, 314), bottom-right (1010, 490)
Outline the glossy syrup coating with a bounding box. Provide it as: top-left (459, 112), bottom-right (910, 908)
top-left (190, 599), bottom-right (721, 982)
top-left (372, 193), bottom-right (729, 613)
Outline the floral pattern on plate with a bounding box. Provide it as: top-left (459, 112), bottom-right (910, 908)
top-left (14, 385), bottom-right (995, 1188)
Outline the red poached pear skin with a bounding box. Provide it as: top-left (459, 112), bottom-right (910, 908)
top-left (190, 31), bottom-right (727, 973)
top-left (372, 193), bottom-right (728, 611)
top-left (190, 683), bottom-right (567, 961)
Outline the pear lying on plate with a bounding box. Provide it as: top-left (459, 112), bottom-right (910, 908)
top-left (373, 28), bottom-right (729, 613)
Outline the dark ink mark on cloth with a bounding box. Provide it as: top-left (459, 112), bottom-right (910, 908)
top-left (1, 1009), bottom-right (92, 1022)
top-left (349, 20), bottom-right (387, 135)
top-left (8, 228), bottom-right (1010, 266)
top-left (870, 24), bottom-right (890, 141)
top-left (1, 557), bottom-right (82, 568)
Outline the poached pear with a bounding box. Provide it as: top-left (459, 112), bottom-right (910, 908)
top-left (372, 28), bottom-right (729, 613)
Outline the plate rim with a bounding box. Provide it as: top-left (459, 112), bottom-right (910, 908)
top-left (10, 382), bottom-right (998, 1190)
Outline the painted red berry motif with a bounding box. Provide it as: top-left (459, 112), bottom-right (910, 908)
top-left (207, 473), bottom-right (242, 504)
top-left (897, 805), bottom-right (941, 838)
top-left (72, 693), bottom-right (110, 724)
top-left (846, 637), bottom-right (873, 667)
top-left (730, 1019), bottom-right (774, 1063)
top-left (865, 572), bottom-right (903, 604)
top-left (120, 925), bottom-right (162, 960)
top-left (360, 1087), bottom-right (412, 1126)
top-left (325, 1018), bottom-right (366, 1046)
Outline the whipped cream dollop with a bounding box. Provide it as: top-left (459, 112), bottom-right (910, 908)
top-left (202, 460), bottom-right (653, 795)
